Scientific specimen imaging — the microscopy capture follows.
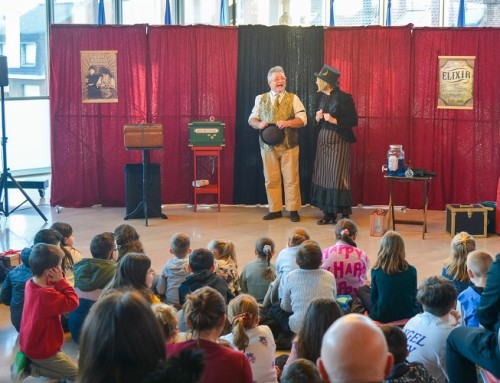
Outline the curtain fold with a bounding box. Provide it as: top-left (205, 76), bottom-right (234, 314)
top-left (148, 25), bottom-right (238, 205)
top-left (50, 24), bottom-right (148, 207)
top-left (233, 25), bottom-right (324, 206)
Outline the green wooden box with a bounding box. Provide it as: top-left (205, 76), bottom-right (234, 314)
top-left (188, 121), bottom-right (225, 147)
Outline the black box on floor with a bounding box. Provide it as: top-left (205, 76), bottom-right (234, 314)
top-left (124, 163), bottom-right (162, 218)
top-left (445, 204), bottom-right (491, 238)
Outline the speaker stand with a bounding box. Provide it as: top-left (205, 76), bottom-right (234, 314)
top-left (124, 149), bottom-right (167, 226)
top-left (0, 85), bottom-right (47, 222)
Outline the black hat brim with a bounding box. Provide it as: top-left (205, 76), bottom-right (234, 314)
top-left (260, 124), bottom-right (285, 146)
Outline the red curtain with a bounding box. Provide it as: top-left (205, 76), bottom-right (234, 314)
top-left (148, 25), bottom-right (238, 204)
top-left (324, 25), bottom-right (413, 207)
top-left (411, 28), bottom-right (500, 209)
top-left (50, 24), bottom-right (148, 207)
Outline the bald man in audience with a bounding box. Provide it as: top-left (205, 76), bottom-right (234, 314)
top-left (317, 313), bottom-right (394, 383)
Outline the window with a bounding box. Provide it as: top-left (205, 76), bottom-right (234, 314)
top-left (332, 0), bottom-right (381, 26)
top-left (21, 43), bottom-right (37, 66)
top-left (122, 0), bottom-right (166, 24)
top-left (183, 0), bottom-right (223, 25)
top-left (53, 0), bottom-right (116, 24)
top-left (390, 0), bottom-right (440, 27)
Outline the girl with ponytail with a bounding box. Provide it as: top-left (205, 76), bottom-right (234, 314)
top-left (239, 237), bottom-right (276, 303)
top-left (442, 231), bottom-right (476, 293)
top-left (222, 294), bottom-right (278, 383)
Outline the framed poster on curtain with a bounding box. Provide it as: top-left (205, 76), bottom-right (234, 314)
top-left (81, 50), bottom-right (118, 103)
top-left (437, 56), bottom-right (475, 110)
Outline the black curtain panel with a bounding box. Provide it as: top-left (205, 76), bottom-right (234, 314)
top-left (233, 25), bottom-right (324, 206)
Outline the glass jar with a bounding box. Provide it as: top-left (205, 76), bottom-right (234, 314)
top-left (387, 145), bottom-right (405, 176)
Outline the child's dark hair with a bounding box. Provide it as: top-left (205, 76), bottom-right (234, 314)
top-left (296, 240), bottom-right (322, 270)
top-left (29, 243), bottom-right (63, 277)
top-left (281, 359), bottom-right (322, 383)
top-left (381, 325), bottom-right (408, 365)
top-left (288, 227), bottom-right (310, 247)
top-left (170, 233), bottom-right (191, 258)
top-left (34, 229), bottom-right (62, 246)
top-left (417, 276), bottom-right (458, 317)
top-left (334, 218), bottom-right (358, 247)
top-left (90, 232), bottom-right (116, 260)
top-left (189, 248), bottom-right (214, 272)
top-left (227, 294), bottom-right (259, 351)
top-left (50, 222), bottom-right (76, 272)
top-left (255, 237), bottom-right (275, 281)
top-left (183, 286), bottom-right (226, 339)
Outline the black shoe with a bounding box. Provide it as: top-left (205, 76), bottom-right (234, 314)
top-left (263, 211), bottom-right (283, 220)
top-left (317, 213), bottom-right (336, 225)
top-left (341, 214), bottom-right (350, 219)
top-left (290, 211), bottom-right (300, 222)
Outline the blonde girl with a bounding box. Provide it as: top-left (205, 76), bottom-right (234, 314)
top-left (208, 239), bottom-right (241, 296)
top-left (152, 303), bottom-right (179, 343)
top-left (442, 231), bottom-right (475, 293)
top-left (240, 238), bottom-right (276, 303)
top-left (367, 231), bottom-right (420, 322)
top-left (222, 294), bottom-right (278, 383)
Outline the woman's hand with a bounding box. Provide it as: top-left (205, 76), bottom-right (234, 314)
top-left (324, 113), bottom-right (338, 125)
top-left (315, 109), bottom-right (324, 122)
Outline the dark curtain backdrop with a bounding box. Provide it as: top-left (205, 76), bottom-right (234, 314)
top-left (411, 28), bottom-right (500, 209)
top-left (148, 26), bottom-right (238, 204)
top-left (324, 25), bottom-right (413, 207)
top-left (233, 26), bottom-right (324, 206)
top-left (50, 25), bottom-right (148, 207)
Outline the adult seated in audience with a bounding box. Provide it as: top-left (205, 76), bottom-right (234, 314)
top-left (1, 229), bottom-right (62, 332)
top-left (69, 232), bottom-right (117, 343)
top-left (113, 223), bottom-right (144, 261)
top-left (167, 286), bottom-right (252, 383)
top-left (101, 252), bottom-right (159, 304)
top-left (446, 252), bottom-right (500, 383)
top-left (381, 325), bottom-right (436, 382)
top-left (178, 248), bottom-right (232, 305)
top-left (78, 290), bottom-right (203, 383)
top-left (442, 231), bottom-right (475, 294)
top-left (403, 276), bottom-right (459, 383)
top-left (284, 298), bottom-right (343, 370)
top-left (317, 313), bottom-right (394, 383)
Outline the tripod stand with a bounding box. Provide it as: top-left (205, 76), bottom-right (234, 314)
top-left (0, 84), bottom-right (48, 222)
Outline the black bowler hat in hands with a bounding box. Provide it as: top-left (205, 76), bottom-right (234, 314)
top-left (315, 64), bottom-right (341, 87)
top-left (260, 124), bottom-right (285, 146)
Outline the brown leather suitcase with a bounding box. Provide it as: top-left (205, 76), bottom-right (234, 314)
top-left (124, 123), bottom-right (163, 149)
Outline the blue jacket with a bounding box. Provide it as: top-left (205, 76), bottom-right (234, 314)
top-left (0, 247), bottom-right (32, 332)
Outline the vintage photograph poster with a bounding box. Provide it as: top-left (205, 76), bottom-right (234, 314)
top-left (81, 50), bottom-right (118, 103)
top-left (437, 56), bottom-right (475, 110)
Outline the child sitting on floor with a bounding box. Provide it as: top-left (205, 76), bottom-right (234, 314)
top-left (208, 239), bottom-right (241, 296)
top-left (239, 237), bottom-right (276, 304)
top-left (442, 231), bottom-right (475, 294)
top-left (50, 222), bottom-right (82, 287)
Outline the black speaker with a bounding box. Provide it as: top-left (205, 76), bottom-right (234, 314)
top-left (0, 56), bottom-right (8, 87)
top-left (124, 163), bottom-right (162, 218)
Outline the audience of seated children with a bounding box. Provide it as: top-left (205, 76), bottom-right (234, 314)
top-left (167, 286), bottom-right (253, 383)
top-left (50, 222), bottom-right (83, 286)
top-left (284, 298), bottom-right (343, 370)
top-left (446, 252), bottom-right (500, 383)
top-left (281, 359), bottom-right (322, 383)
top-left (78, 290), bottom-right (203, 383)
top-left (402, 276), bottom-right (459, 383)
top-left (317, 313), bottom-right (394, 383)
top-left (360, 230), bottom-right (421, 323)
top-left (152, 303), bottom-right (181, 344)
top-left (381, 325), bottom-right (436, 382)
top-left (280, 240), bottom-right (337, 335)
top-left (101, 252), bottom-right (159, 303)
top-left (113, 223), bottom-right (144, 261)
top-left (69, 232), bottom-right (118, 343)
top-left (221, 294), bottom-right (278, 383)
top-left (456, 250), bottom-right (493, 327)
top-left (156, 233), bottom-right (190, 308)
top-left (321, 218), bottom-right (369, 298)
top-left (208, 239), bottom-right (241, 296)
top-left (239, 237), bottom-right (276, 304)
top-left (1, 229), bottom-right (62, 332)
top-left (441, 231), bottom-right (475, 294)
top-left (178, 248), bottom-right (233, 305)
top-left (13, 243), bottom-right (79, 381)
top-left (275, 227), bottom-right (310, 302)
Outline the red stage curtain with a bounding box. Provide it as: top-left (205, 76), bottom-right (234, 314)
top-left (411, 28), bottom-right (500, 209)
top-left (50, 24), bottom-right (148, 207)
top-left (324, 25), bottom-right (413, 207)
top-left (148, 25), bottom-right (238, 204)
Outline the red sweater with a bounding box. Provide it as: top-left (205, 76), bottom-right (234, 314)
top-left (19, 278), bottom-right (79, 359)
top-left (167, 339), bottom-right (253, 383)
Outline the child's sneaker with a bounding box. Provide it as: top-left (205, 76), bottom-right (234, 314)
top-left (10, 350), bottom-right (30, 382)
